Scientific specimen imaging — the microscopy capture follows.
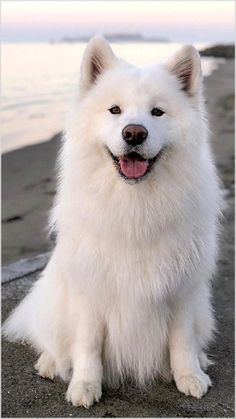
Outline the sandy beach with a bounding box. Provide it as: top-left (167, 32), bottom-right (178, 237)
top-left (2, 59), bottom-right (234, 265)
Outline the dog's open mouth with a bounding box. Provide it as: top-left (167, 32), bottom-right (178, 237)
top-left (107, 150), bottom-right (160, 180)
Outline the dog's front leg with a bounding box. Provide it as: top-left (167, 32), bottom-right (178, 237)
top-left (66, 299), bottom-right (104, 408)
top-left (169, 290), bottom-right (211, 399)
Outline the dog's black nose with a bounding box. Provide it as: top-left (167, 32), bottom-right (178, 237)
top-left (122, 124), bottom-right (148, 147)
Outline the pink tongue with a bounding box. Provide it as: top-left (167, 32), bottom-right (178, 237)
top-left (119, 157), bottom-right (148, 178)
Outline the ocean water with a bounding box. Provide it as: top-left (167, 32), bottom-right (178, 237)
top-left (2, 42), bottom-right (224, 153)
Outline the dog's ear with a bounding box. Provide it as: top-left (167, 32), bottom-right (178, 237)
top-left (79, 36), bottom-right (117, 95)
top-left (165, 45), bottom-right (202, 96)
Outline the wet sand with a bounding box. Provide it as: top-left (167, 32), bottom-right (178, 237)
top-left (2, 59), bottom-right (234, 265)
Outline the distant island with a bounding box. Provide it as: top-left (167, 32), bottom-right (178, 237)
top-left (58, 33), bottom-right (169, 43)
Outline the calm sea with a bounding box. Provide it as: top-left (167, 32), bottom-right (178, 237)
top-left (2, 42), bottom-right (224, 153)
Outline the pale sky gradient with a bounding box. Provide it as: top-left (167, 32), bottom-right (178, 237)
top-left (2, 1), bottom-right (235, 43)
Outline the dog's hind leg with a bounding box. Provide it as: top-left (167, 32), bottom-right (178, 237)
top-left (35, 350), bottom-right (71, 381)
top-left (35, 352), bottom-right (56, 380)
top-left (198, 351), bottom-right (214, 370)
top-left (194, 283), bottom-right (215, 370)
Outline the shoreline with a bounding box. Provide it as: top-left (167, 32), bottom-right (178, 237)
top-left (2, 131), bottom-right (62, 157)
top-left (2, 59), bottom-right (234, 265)
top-left (2, 45), bottom-right (232, 157)
top-left (2, 54), bottom-right (229, 158)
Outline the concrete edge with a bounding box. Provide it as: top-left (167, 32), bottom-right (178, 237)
top-left (1, 252), bottom-right (51, 284)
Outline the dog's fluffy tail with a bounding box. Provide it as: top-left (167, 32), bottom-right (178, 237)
top-left (3, 257), bottom-right (66, 356)
top-left (2, 267), bottom-right (50, 350)
top-left (2, 284), bottom-right (37, 344)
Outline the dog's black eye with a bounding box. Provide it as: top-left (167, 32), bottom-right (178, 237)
top-left (109, 106), bottom-right (121, 115)
top-left (151, 108), bottom-right (164, 117)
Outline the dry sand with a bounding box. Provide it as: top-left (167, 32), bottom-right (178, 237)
top-left (2, 59), bottom-right (234, 265)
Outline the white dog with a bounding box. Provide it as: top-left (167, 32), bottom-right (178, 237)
top-left (3, 37), bottom-right (222, 408)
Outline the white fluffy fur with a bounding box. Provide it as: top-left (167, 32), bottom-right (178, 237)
top-left (3, 37), bottom-right (222, 408)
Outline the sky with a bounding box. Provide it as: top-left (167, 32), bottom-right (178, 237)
top-left (2, 0), bottom-right (235, 43)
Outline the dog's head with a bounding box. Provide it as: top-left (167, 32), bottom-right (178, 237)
top-left (75, 37), bottom-right (203, 184)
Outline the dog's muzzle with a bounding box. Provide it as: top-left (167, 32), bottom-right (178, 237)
top-left (107, 148), bottom-right (164, 182)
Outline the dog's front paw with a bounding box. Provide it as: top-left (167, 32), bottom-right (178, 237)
top-left (175, 371), bottom-right (212, 399)
top-left (66, 380), bottom-right (102, 408)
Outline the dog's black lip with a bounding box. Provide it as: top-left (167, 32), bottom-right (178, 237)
top-left (106, 147), bottom-right (162, 180)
